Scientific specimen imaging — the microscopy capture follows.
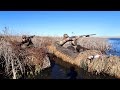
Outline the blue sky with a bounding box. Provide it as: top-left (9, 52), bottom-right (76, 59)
top-left (0, 11), bottom-right (120, 37)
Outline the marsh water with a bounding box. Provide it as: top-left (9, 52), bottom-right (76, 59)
top-left (107, 38), bottom-right (120, 56)
top-left (36, 38), bottom-right (120, 79)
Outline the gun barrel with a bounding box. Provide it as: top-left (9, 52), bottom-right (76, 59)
top-left (90, 34), bottom-right (96, 35)
top-left (79, 34), bottom-right (96, 37)
top-left (28, 35), bottom-right (35, 38)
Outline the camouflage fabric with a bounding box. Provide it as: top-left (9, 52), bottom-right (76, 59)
top-left (20, 35), bottom-right (35, 49)
top-left (59, 34), bottom-right (79, 46)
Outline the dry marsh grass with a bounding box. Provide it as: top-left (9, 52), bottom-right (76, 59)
top-left (8, 35), bottom-right (110, 53)
top-left (0, 30), bottom-right (113, 79)
top-left (0, 35), bottom-right (52, 79)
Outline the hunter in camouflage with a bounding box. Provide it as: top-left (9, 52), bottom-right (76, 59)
top-left (20, 35), bottom-right (35, 48)
top-left (58, 34), bottom-right (95, 52)
top-left (59, 34), bottom-right (80, 46)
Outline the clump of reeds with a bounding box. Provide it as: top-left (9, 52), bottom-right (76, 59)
top-left (0, 28), bottom-right (52, 79)
top-left (0, 38), bottom-right (51, 79)
top-left (86, 55), bottom-right (120, 78)
top-left (0, 39), bottom-right (24, 79)
top-left (77, 37), bottom-right (111, 53)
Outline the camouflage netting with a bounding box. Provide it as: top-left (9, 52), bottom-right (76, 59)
top-left (0, 39), bottom-right (51, 79)
top-left (47, 43), bottom-right (120, 79)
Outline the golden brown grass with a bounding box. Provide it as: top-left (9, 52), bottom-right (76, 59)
top-left (75, 37), bottom-right (110, 52)
top-left (86, 55), bottom-right (120, 78)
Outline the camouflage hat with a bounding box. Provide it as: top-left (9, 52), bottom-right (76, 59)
top-left (22, 35), bottom-right (27, 39)
top-left (63, 34), bottom-right (69, 38)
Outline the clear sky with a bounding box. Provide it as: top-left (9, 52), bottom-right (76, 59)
top-left (0, 11), bottom-right (120, 37)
